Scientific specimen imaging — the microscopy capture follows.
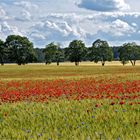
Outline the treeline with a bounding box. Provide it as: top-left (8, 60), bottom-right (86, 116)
top-left (0, 35), bottom-right (140, 66)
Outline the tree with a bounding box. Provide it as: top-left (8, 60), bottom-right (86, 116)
top-left (89, 39), bottom-right (113, 66)
top-left (66, 40), bottom-right (86, 66)
top-left (34, 48), bottom-right (45, 63)
top-left (0, 39), bottom-right (5, 65)
top-left (118, 42), bottom-right (140, 66)
top-left (5, 35), bottom-right (36, 65)
top-left (53, 47), bottom-right (64, 66)
top-left (43, 42), bottom-right (64, 65)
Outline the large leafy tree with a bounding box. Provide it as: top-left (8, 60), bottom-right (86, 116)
top-left (89, 39), bottom-right (113, 66)
top-left (66, 40), bottom-right (86, 66)
top-left (43, 42), bottom-right (64, 65)
top-left (0, 39), bottom-right (6, 65)
top-left (5, 35), bottom-right (36, 65)
top-left (118, 42), bottom-right (140, 66)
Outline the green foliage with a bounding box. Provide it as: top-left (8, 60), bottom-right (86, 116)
top-left (66, 40), bottom-right (86, 66)
top-left (44, 42), bottom-right (64, 65)
top-left (5, 35), bottom-right (36, 65)
top-left (118, 42), bottom-right (140, 66)
top-left (1, 35), bottom-right (140, 65)
top-left (0, 39), bottom-right (5, 65)
top-left (34, 48), bottom-right (45, 63)
top-left (0, 100), bottom-right (140, 140)
top-left (89, 39), bottom-right (113, 66)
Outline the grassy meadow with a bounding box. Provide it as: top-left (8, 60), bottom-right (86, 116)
top-left (0, 62), bottom-right (140, 140)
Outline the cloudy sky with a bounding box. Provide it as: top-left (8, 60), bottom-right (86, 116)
top-left (0, 0), bottom-right (140, 48)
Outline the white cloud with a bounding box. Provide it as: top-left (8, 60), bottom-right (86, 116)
top-left (0, 6), bottom-right (8, 20)
top-left (0, 0), bottom-right (140, 47)
top-left (0, 21), bottom-right (23, 40)
top-left (132, 22), bottom-right (137, 27)
top-left (30, 32), bottom-right (46, 40)
top-left (14, 1), bottom-right (38, 10)
top-left (26, 12), bottom-right (140, 47)
top-left (29, 15), bottom-right (87, 44)
top-left (15, 10), bottom-right (32, 21)
top-left (109, 19), bottom-right (135, 36)
top-left (78, 0), bottom-right (130, 11)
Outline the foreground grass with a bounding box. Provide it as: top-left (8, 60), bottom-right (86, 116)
top-left (0, 100), bottom-right (140, 140)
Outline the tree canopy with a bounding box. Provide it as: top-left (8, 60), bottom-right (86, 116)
top-left (0, 39), bottom-right (5, 65)
top-left (118, 42), bottom-right (140, 66)
top-left (5, 35), bottom-right (36, 65)
top-left (0, 35), bottom-right (140, 66)
top-left (43, 42), bottom-right (64, 65)
top-left (89, 39), bottom-right (113, 66)
top-left (66, 40), bottom-right (86, 66)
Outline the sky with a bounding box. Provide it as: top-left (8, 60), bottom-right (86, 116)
top-left (0, 0), bottom-right (140, 48)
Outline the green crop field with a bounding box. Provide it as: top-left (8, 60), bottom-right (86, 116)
top-left (0, 62), bottom-right (140, 140)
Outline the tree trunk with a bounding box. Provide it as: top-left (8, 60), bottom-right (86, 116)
top-left (0, 58), bottom-right (4, 66)
top-left (57, 61), bottom-right (59, 66)
top-left (130, 60), bottom-right (135, 66)
top-left (75, 62), bottom-right (79, 66)
top-left (102, 61), bottom-right (105, 66)
top-left (134, 60), bottom-right (136, 66)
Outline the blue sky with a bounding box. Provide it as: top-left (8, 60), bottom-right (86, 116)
top-left (0, 0), bottom-right (140, 48)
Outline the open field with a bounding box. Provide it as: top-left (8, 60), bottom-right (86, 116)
top-left (0, 62), bottom-right (140, 140)
top-left (0, 61), bottom-right (140, 80)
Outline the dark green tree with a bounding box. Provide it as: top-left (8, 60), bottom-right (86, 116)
top-left (89, 39), bottom-right (113, 66)
top-left (43, 42), bottom-right (64, 65)
top-left (66, 40), bottom-right (86, 66)
top-left (53, 48), bottom-right (64, 66)
top-left (118, 42), bottom-right (140, 66)
top-left (5, 35), bottom-right (36, 65)
top-left (34, 48), bottom-right (45, 63)
top-left (0, 39), bottom-right (5, 65)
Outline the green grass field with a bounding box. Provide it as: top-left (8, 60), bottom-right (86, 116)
top-left (0, 62), bottom-right (140, 140)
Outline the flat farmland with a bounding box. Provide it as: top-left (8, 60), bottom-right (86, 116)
top-left (0, 62), bottom-right (140, 80)
top-left (0, 63), bottom-right (140, 140)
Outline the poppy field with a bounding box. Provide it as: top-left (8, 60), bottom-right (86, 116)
top-left (0, 64), bottom-right (140, 140)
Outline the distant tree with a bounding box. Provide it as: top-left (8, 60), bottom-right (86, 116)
top-left (5, 35), bottom-right (36, 65)
top-left (34, 48), bottom-right (45, 63)
top-left (112, 46), bottom-right (120, 60)
top-left (0, 39), bottom-right (5, 65)
top-left (53, 48), bottom-right (64, 66)
top-left (43, 42), bottom-right (64, 65)
top-left (66, 40), bottom-right (86, 66)
top-left (118, 42), bottom-right (140, 66)
top-left (89, 39), bottom-right (113, 66)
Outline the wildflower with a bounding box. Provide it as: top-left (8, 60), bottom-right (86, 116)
top-left (122, 109), bottom-right (126, 112)
top-left (119, 101), bottom-right (125, 105)
top-left (26, 130), bottom-right (31, 133)
top-left (3, 112), bottom-right (8, 117)
top-left (129, 102), bottom-right (133, 105)
top-left (95, 104), bottom-right (100, 108)
top-left (82, 122), bottom-right (84, 125)
top-left (110, 102), bottom-right (115, 105)
top-left (37, 133), bottom-right (42, 137)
